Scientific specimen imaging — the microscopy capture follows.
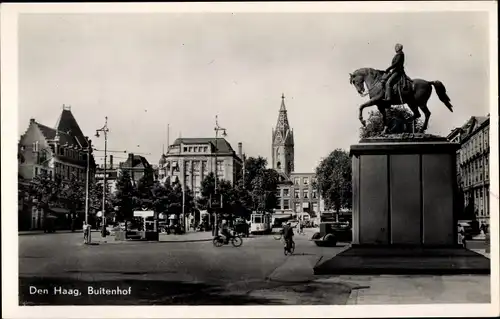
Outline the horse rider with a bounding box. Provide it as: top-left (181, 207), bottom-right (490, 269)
top-left (384, 43), bottom-right (405, 101)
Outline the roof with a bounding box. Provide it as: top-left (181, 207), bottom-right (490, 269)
top-left (54, 108), bottom-right (89, 148)
top-left (172, 138), bottom-right (235, 154)
top-left (36, 123), bottom-right (77, 148)
top-left (120, 154), bottom-right (151, 169)
top-left (24, 109), bottom-right (96, 168)
top-left (448, 115), bottom-right (490, 143)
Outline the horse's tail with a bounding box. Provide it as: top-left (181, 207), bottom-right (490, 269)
top-left (431, 80), bottom-right (453, 112)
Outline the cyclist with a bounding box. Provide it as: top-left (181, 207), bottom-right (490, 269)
top-left (220, 220), bottom-right (231, 244)
top-left (282, 221), bottom-right (294, 252)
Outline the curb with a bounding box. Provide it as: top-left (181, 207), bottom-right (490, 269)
top-left (82, 238), bottom-right (213, 245)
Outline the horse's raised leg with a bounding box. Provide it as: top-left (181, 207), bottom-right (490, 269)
top-left (358, 98), bottom-right (378, 127)
top-left (419, 104), bottom-right (431, 132)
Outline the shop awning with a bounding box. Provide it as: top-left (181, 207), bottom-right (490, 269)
top-left (273, 214), bottom-right (292, 219)
top-left (49, 207), bottom-right (70, 214)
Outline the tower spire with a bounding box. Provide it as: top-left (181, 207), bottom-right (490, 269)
top-left (276, 93), bottom-right (290, 131)
top-left (271, 92), bottom-right (294, 176)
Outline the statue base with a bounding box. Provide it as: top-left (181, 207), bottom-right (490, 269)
top-left (350, 135), bottom-right (459, 246)
top-left (313, 135), bottom-right (490, 275)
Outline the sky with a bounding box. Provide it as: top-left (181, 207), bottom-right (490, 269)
top-left (18, 11), bottom-right (491, 172)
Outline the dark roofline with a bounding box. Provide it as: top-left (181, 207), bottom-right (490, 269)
top-left (460, 117), bottom-right (490, 144)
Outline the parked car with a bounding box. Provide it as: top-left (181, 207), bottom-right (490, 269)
top-left (458, 221), bottom-right (480, 240)
top-left (312, 221), bottom-right (352, 247)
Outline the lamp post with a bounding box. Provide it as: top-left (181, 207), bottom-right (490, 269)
top-left (213, 115), bottom-right (227, 236)
top-left (95, 116), bottom-right (109, 237)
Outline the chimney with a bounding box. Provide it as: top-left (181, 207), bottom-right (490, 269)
top-left (30, 118), bottom-right (36, 124)
top-left (128, 153), bottom-right (134, 166)
top-left (238, 142), bottom-right (243, 159)
top-left (109, 155), bottom-right (114, 169)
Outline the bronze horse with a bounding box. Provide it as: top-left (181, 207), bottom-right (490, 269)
top-left (349, 68), bottom-right (454, 134)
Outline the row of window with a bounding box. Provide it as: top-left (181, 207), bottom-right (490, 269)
top-left (162, 160), bottom-right (225, 174)
top-left (278, 200), bottom-right (319, 212)
top-left (461, 128), bottom-right (489, 163)
top-left (281, 188), bottom-right (318, 199)
top-left (33, 163), bottom-right (87, 182)
top-left (292, 176), bottom-right (317, 186)
top-left (31, 141), bottom-right (88, 162)
top-left (183, 145), bottom-right (210, 153)
top-left (464, 186), bottom-right (490, 217)
top-left (460, 154), bottom-right (489, 187)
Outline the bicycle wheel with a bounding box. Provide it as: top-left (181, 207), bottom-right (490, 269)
top-left (231, 235), bottom-right (243, 247)
top-left (289, 241), bottom-right (295, 255)
top-left (212, 236), bottom-right (224, 247)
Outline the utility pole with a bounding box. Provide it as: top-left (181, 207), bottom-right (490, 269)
top-left (84, 139), bottom-right (92, 243)
top-left (95, 116), bottom-right (109, 238)
top-left (213, 115), bottom-right (227, 236)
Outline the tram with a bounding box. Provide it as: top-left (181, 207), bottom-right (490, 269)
top-left (250, 212), bottom-right (272, 234)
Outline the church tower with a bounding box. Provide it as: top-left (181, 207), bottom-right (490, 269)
top-left (272, 93), bottom-right (294, 176)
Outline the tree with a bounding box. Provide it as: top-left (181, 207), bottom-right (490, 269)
top-left (112, 170), bottom-right (136, 222)
top-left (250, 169), bottom-right (279, 212)
top-left (360, 106), bottom-right (425, 138)
top-left (60, 174), bottom-right (85, 216)
top-left (29, 171), bottom-right (63, 211)
top-left (243, 156), bottom-right (268, 190)
top-left (134, 167), bottom-right (156, 210)
top-left (151, 180), bottom-right (171, 218)
top-left (198, 172), bottom-right (234, 210)
top-left (315, 149), bottom-right (352, 213)
top-left (241, 156), bottom-right (279, 213)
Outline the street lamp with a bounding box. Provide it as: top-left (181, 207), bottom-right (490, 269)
top-left (95, 116), bottom-right (109, 237)
top-left (213, 115), bottom-right (227, 236)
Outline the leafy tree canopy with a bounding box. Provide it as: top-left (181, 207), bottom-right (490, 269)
top-left (315, 149), bottom-right (352, 212)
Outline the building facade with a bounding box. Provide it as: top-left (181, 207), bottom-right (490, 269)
top-left (447, 115), bottom-right (490, 226)
top-left (271, 94), bottom-right (320, 217)
top-left (18, 105), bottom-right (96, 230)
top-left (117, 153), bottom-right (153, 186)
top-left (94, 155), bottom-right (119, 195)
top-left (156, 138), bottom-right (244, 198)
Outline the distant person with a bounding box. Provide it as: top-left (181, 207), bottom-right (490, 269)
top-left (220, 220), bottom-right (231, 244)
top-left (457, 223), bottom-right (466, 248)
top-left (83, 221), bottom-right (89, 244)
top-left (282, 221), bottom-right (294, 251)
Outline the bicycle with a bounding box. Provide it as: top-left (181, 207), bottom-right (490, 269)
top-left (213, 234), bottom-right (243, 247)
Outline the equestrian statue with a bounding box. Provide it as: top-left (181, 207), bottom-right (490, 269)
top-left (349, 43), bottom-right (454, 134)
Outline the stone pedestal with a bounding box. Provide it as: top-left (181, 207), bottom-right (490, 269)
top-left (313, 134), bottom-right (491, 275)
top-left (350, 134), bottom-right (460, 246)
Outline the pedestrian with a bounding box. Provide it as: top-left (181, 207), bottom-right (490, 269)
top-left (457, 223), bottom-right (466, 248)
top-left (83, 221), bottom-right (89, 244)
